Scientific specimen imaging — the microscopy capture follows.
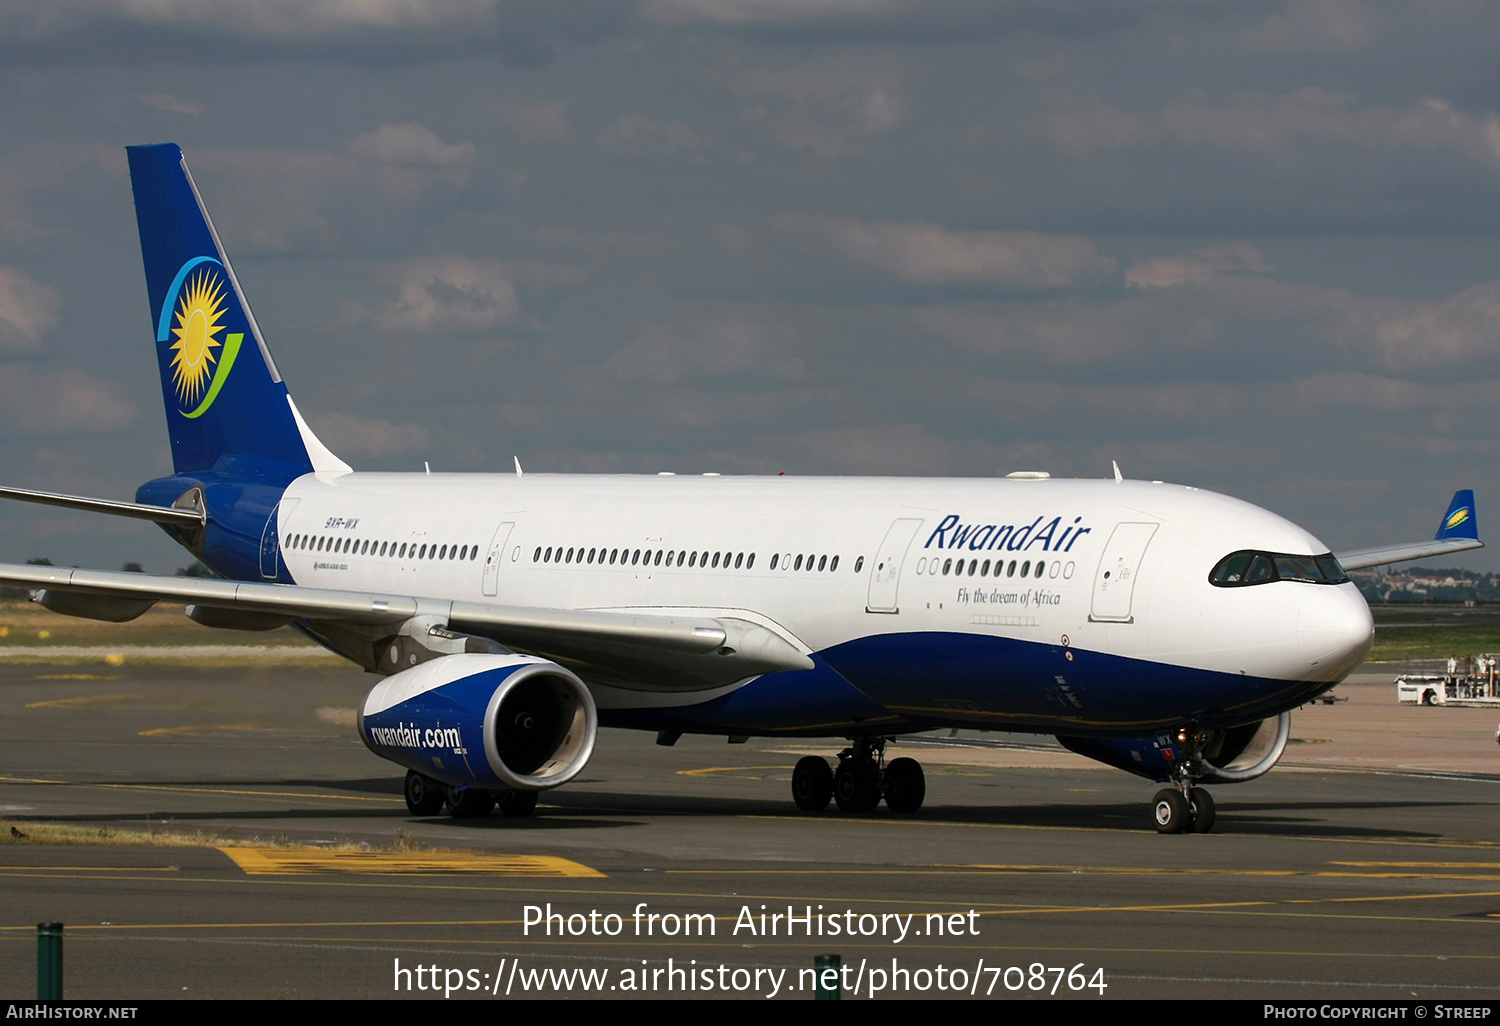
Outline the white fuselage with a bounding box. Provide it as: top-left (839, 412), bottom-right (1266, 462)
top-left (273, 472), bottom-right (1374, 732)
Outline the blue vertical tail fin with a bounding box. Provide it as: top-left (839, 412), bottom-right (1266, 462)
top-left (126, 143), bottom-right (348, 479)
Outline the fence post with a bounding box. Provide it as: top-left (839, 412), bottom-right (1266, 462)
top-left (37, 921), bottom-right (63, 999)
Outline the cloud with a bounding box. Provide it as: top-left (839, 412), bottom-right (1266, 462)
top-left (1037, 87), bottom-right (1500, 169)
top-left (775, 214), bottom-right (1115, 287)
top-left (492, 95), bottom-right (570, 145)
top-left (1371, 280), bottom-right (1500, 369)
top-left (711, 222), bottom-right (756, 256)
top-left (734, 54), bottom-right (909, 159)
top-left (0, 1), bottom-right (634, 67)
top-left (302, 411), bottom-right (434, 459)
top-left (346, 121), bottom-right (476, 195)
top-left (960, 376), bottom-right (1249, 422)
top-left (1239, 0), bottom-right (1384, 54)
top-left (604, 318), bottom-right (806, 385)
top-left (1289, 371), bottom-right (1454, 413)
top-left (637, 0), bottom-right (1190, 42)
top-left (916, 241), bottom-right (1500, 373)
top-left (141, 92), bottom-right (204, 116)
top-left (771, 422), bottom-right (953, 475)
top-left (913, 272), bottom-right (1360, 365)
top-left (1125, 242), bottom-right (1274, 289)
top-left (14, 0), bottom-right (501, 36)
top-left (0, 366), bottom-right (137, 433)
top-left (189, 149), bottom-right (343, 254)
top-left (0, 266), bottom-right (61, 348)
top-left (0, 143), bottom-right (121, 247)
top-left (367, 257), bottom-right (519, 333)
top-left (536, 225), bottom-right (679, 261)
top-left (189, 121), bottom-right (474, 253)
top-left (642, 0), bottom-right (902, 24)
top-left (597, 113), bottom-right (705, 160)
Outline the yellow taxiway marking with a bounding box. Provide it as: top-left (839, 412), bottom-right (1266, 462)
top-left (139, 723), bottom-right (271, 737)
top-left (33, 674), bottom-right (121, 681)
top-left (218, 847), bottom-right (605, 878)
top-left (0, 775), bottom-right (400, 803)
top-left (25, 692), bottom-right (129, 706)
top-left (1334, 861), bottom-right (1500, 869)
top-left (676, 765), bottom-right (792, 777)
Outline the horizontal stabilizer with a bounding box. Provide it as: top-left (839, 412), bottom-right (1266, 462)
top-left (0, 484), bottom-right (203, 527)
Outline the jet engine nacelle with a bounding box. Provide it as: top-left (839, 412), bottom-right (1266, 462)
top-left (1057, 712), bottom-right (1291, 784)
top-left (358, 653), bottom-right (597, 791)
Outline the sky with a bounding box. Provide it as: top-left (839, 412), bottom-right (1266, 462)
top-left (2, 0), bottom-right (1500, 574)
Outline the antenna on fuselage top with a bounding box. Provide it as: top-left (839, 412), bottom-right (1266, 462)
top-left (514, 456), bottom-right (524, 478)
top-left (1112, 460), bottom-right (1123, 483)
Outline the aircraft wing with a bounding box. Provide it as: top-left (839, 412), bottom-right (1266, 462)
top-left (1335, 489), bottom-right (1483, 571)
top-left (0, 561), bottom-right (813, 689)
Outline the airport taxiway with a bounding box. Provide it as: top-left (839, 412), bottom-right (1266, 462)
top-left (0, 660), bottom-right (1497, 999)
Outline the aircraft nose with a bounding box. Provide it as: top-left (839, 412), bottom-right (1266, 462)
top-left (1296, 585), bottom-right (1374, 681)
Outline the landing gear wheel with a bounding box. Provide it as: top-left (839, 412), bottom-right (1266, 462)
top-left (446, 785), bottom-right (496, 818)
top-left (1152, 788), bottom-right (1191, 834)
top-left (834, 759), bottom-right (881, 813)
top-left (791, 756), bottom-right (833, 811)
top-left (404, 771), bottom-right (445, 816)
top-left (882, 757), bottom-right (925, 814)
top-left (1188, 787), bottom-right (1216, 833)
top-left (499, 789), bottom-right (538, 818)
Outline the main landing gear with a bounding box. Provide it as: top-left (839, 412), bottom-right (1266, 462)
top-left (1151, 726), bottom-right (1218, 834)
top-left (403, 770), bottom-right (538, 820)
top-left (791, 739), bottom-right (925, 815)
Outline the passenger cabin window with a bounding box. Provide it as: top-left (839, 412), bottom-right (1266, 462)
top-left (1209, 550), bottom-right (1349, 587)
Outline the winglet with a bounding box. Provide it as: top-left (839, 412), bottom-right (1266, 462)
top-left (1435, 489), bottom-right (1478, 541)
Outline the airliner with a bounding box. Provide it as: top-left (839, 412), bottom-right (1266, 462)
top-left (0, 144), bottom-right (1481, 833)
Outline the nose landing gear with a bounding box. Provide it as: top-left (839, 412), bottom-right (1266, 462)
top-left (1152, 726), bottom-right (1218, 834)
top-left (790, 739), bottom-right (926, 815)
top-left (1152, 785), bottom-right (1214, 834)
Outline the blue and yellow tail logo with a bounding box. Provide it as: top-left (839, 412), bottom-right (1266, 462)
top-left (156, 256), bottom-right (243, 419)
top-left (1435, 489), bottom-right (1479, 541)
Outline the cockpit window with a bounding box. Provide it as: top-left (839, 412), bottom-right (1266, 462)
top-left (1209, 550), bottom-right (1348, 587)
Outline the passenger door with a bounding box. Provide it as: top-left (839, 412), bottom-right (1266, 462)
top-left (1089, 522), bottom-right (1158, 623)
top-left (866, 518), bottom-right (924, 614)
top-left (260, 498), bottom-right (298, 581)
top-left (482, 521), bottom-right (515, 597)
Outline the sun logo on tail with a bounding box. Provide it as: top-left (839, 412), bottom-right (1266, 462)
top-left (169, 268), bottom-right (227, 407)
